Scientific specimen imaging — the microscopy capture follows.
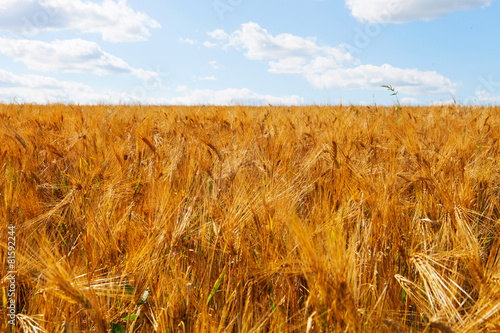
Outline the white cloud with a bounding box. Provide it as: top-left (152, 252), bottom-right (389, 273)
top-left (197, 76), bottom-right (216, 81)
top-left (269, 56), bottom-right (341, 74)
top-left (400, 97), bottom-right (420, 105)
top-left (208, 60), bottom-right (220, 69)
top-left (207, 29), bottom-right (230, 42)
top-left (467, 90), bottom-right (500, 104)
top-left (430, 99), bottom-right (456, 106)
top-left (203, 41), bottom-right (217, 48)
top-left (345, 0), bottom-right (493, 23)
top-left (179, 37), bottom-right (197, 45)
top-left (0, 69), bottom-right (303, 105)
top-left (0, 0), bottom-right (160, 42)
top-left (205, 22), bottom-right (457, 96)
top-left (305, 64), bottom-right (456, 95)
top-left (206, 22), bottom-right (353, 63)
top-left (0, 69), bottom-right (124, 104)
top-left (167, 87), bottom-right (304, 105)
top-left (0, 38), bottom-right (157, 80)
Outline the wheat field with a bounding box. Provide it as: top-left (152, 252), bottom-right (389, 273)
top-left (1, 103), bottom-right (500, 332)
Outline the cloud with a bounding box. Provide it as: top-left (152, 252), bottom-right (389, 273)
top-left (0, 38), bottom-right (157, 80)
top-left (433, 89), bottom-right (500, 105)
top-left (208, 60), bottom-right (220, 69)
top-left (430, 99), bottom-right (456, 106)
top-left (0, 0), bottom-right (160, 42)
top-left (206, 22), bottom-right (354, 63)
top-left (0, 69), bottom-right (122, 104)
top-left (179, 37), bottom-right (197, 45)
top-left (400, 97), bottom-right (420, 105)
top-left (466, 90), bottom-right (500, 104)
top-left (305, 64), bottom-right (456, 95)
top-left (197, 76), bottom-right (216, 81)
top-left (205, 22), bottom-right (457, 96)
top-left (203, 41), bottom-right (217, 48)
top-left (345, 0), bottom-right (493, 23)
top-left (269, 56), bottom-right (342, 74)
top-left (0, 69), bottom-right (303, 105)
top-left (167, 86), bottom-right (304, 105)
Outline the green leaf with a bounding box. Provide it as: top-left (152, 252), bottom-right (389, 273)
top-left (133, 174), bottom-right (142, 198)
top-left (207, 272), bottom-right (225, 305)
top-left (124, 283), bottom-right (134, 296)
top-left (110, 322), bottom-right (126, 333)
top-left (59, 232), bottom-right (67, 246)
top-left (123, 314), bottom-right (139, 322)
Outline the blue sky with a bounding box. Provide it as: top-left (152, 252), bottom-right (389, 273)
top-left (0, 0), bottom-right (498, 105)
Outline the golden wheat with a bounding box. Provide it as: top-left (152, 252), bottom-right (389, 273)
top-left (1, 103), bottom-right (500, 332)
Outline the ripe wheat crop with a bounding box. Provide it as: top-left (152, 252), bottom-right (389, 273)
top-left (1, 103), bottom-right (500, 332)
